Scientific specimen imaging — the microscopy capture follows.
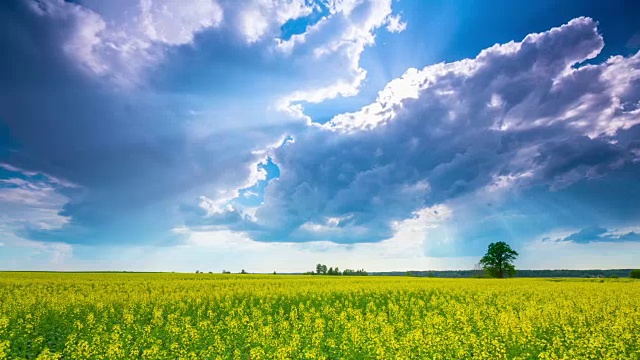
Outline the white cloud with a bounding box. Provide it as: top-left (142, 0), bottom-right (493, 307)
top-left (324, 17), bottom-right (640, 137)
top-left (140, 0), bottom-right (223, 45)
top-left (277, 0), bottom-right (402, 115)
top-left (31, 0), bottom-right (226, 86)
top-left (385, 14), bottom-right (406, 33)
top-left (0, 178), bottom-right (70, 231)
top-left (217, 17), bottom-right (640, 248)
top-left (231, 0), bottom-right (315, 44)
top-left (238, 8), bottom-right (271, 43)
top-left (28, 0), bottom-right (405, 118)
top-left (486, 171), bottom-right (534, 193)
top-left (0, 165), bottom-right (77, 262)
top-left (0, 164), bottom-right (80, 189)
top-left (325, 65), bottom-right (452, 131)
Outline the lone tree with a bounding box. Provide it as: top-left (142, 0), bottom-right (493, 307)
top-left (479, 241), bottom-right (519, 278)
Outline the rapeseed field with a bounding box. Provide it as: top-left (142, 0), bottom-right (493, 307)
top-left (0, 273), bottom-right (638, 359)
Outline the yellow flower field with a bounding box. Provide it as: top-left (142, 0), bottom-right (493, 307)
top-left (0, 273), bottom-right (638, 359)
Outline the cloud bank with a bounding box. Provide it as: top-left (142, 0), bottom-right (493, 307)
top-left (195, 18), bottom-right (640, 253)
top-left (0, 0), bottom-right (405, 247)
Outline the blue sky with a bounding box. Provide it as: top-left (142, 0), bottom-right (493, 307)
top-left (1, 0), bottom-right (639, 272)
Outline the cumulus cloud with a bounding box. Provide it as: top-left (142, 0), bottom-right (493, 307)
top-left (3, 0), bottom-right (402, 247)
top-left (42, 0), bottom-right (401, 98)
top-left (140, 0), bottom-right (223, 45)
top-left (32, 0), bottom-right (235, 85)
top-left (3, 0), bottom-right (640, 264)
top-left (276, 0), bottom-right (404, 116)
top-left (229, 0), bottom-right (315, 43)
top-left (201, 17), bottom-right (640, 249)
top-left (0, 1), bottom-right (300, 245)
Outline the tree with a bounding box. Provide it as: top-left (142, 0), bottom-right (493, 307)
top-left (479, 242), bottom-right (519, 278)
top-left (315, 264), bottom-right (328, 275)
top-left (240, 269), bottom-right (247, 274)
top-left (343, 269), bottom-right (368, 276)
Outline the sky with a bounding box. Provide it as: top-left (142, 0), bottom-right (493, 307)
top-left (1, 0), bottom-right (640, 273)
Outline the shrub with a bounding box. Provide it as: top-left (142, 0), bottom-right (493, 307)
top-left (630, 270), bottom-right (640, 279)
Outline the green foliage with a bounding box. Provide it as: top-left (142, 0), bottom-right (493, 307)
top-left (631, 269), bottom-right (640, 279)
top-left (342, 269), bottom-right (368, 276)
top-left (312, 265), bottom-right (366, 276)
top-left (315, 264), bottom-right (328, 275)
top-left (479, 241), bottom-right (519, 278)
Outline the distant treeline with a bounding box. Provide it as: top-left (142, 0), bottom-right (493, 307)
top-left (304, 264), bottom-right (368, 276)
top-left (374, 269), bottom-right (636, 278)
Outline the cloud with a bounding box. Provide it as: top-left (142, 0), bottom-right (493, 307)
top-left (1, 0), bottom-right (406, 247)
top-left (0, 0), bottom-right (299, 245)
top-left (3, 0), bottom-right (640, 264)
top-left (30, 0), bottom-right (229, 86)
top-left (276, 0), bottom-right (404, 116)
top-left (385, 14), bottom-right (406, 33)
top-left (0, 166), bottom-right (72, 232)
top-left (558, 226), bottom-right (640, 244)
top-left (201, 17), bottom-right (640, 248)
top-left (139, 0), bottom-right (224, 45)
top-left (230, 0), bottom-right (315, 44)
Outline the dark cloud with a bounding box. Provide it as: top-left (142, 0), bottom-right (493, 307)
top-left (0, 0), bottom-right (401, 246)
top-left (210, 18), bottom-right (640, 245)
top-left (559, 226), bottom-right (640, 244)
top-left (0, 0), bottom-right (292, 245)
top-left (2, 3), bottom-right (640, 251)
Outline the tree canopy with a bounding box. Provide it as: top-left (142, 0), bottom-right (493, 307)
top-left (479, 241), bottom-right (519, 278)
top-left (312, 264), bottom-right (367, 276)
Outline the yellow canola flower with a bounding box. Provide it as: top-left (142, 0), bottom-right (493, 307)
top-left (0, 273), bottom-right (638, 359)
